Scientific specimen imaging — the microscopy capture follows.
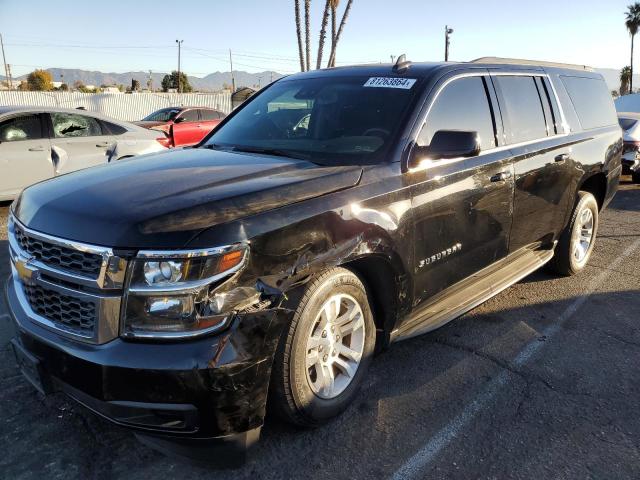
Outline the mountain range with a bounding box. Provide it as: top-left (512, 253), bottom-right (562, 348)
top-left (1, 68), bottom-right (284, 91)
top-left (0, 66), bottom-right (632, 93)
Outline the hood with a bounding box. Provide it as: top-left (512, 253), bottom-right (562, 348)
top-left (134, 120), bottom-right (167, 129)
top-left (13, 149), bottom-right (362, 249)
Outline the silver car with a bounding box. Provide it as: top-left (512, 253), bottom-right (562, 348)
top-left (0, 106), bottom-right (168, 200)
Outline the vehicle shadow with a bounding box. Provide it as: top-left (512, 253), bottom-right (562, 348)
top-left (2, 288), bottom-right (638, 478)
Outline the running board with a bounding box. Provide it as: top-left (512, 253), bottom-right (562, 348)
top-left (391, 247), bottom-right (555, 342)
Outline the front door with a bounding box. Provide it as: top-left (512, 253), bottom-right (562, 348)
top-left (408, 74), bottom-right (514, 307)
top-left (0, 113), bottom-right (52, 199)
top-left (48, 112), bottom-right (114, 174)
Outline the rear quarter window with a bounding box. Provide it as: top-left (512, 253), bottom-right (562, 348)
top-left (560, 76), bottom-right (617, 130)
top-left (618, 117), bottom-right (637, 131)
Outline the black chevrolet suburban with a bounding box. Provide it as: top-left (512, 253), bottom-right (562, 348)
top-left (7, 57), bottom-right (621, 459)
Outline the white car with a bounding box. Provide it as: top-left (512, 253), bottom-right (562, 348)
top-left (618, 112), bottom-right (640, 183)
top-left (0, 106), bottom-right (169, 200)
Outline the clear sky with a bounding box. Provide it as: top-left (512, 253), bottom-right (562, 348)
top-left (0, 0), bottom-right (633, 78)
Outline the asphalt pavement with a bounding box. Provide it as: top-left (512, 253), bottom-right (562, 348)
top-left (1, 180), bottom-right (639, 479)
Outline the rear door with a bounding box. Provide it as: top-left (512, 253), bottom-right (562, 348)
top-left (171, 108), bottom-right (201, 146)
top-left (48, 112), bottom-right (115, 174)
top-left (409, 73), bottom-right (515, 305)
top-left (0, 113), bottom-right (52, 199)
top-left (197, 109), bottom-right (223, 141)
top-left (491, 73), bottom-right (575, 252)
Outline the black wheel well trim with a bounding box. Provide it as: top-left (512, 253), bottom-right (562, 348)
top-left (578, 171), bottom-right (608, 210)
top-left (341, 253), bottom-right (405, 352)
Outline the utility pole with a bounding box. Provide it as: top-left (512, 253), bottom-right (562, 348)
top-left (0, 33), bottom-right (9, 89)
top-left (175, 39), bottom-right (183, 93)
top-left (148, 70), bottom-right (153, 91)
top-left (229, 49), bottom-right (236, 92)
top-left (444, 25), bottom-right (454, 62)
top-left (6, 64), bottom-right (13, 89)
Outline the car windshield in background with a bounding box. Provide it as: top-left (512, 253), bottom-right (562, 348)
top-left (618, 117), bottom-right (637, 131)
top-left (204, 76), bottom-right (422, 165)
top-left (143, 108), bottom-right (181, 122)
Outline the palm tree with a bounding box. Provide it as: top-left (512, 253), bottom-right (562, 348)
top-left (316, 1), bottom-right (332, 69)
top-left (294, 0), bottom-right (305, 71)
top-left (621, 66), bottom-right (632, 95)
top-left (625, 3), bottom-right (640, 92)
top-left (305, 0), bottom-right (311, 72)
top-left (327, 0), bottom-right (354, 68)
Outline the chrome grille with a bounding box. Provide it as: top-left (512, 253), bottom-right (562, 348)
top-left (22, 283), bottom-right (96, 336)
top-left (13, 222), bottom-right (103, 278)
top-left (8, 214), bottom-right (126, 344)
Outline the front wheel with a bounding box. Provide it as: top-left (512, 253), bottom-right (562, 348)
top-left (269, 267), bottom-right (376, 427)
top-left (549, 191), bottom-right (599, 276)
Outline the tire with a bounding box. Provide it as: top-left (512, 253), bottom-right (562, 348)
top-left (632, 170), bottom-right (640, 184)
top-left (269, 267), bottom-right (376, 427)
top-left (549, 191), bottom-right (599, 276)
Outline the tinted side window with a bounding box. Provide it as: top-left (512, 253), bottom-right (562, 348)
top-left (51, 113), bottom-right (102, 138)
top-left (494, 76), bottom-right (548, 144)
top-left (200, 109), bottom-right (221, 121)
top-left (0, 114), bottom-right (43, 142)
top-left (102, 121), bottom-right (128, 135)
top-left (178, 109), bottom-right (199, 122)
top-left (560, 76), bottom-right (618, 130)
top-left (418, 76), bottom-right (496, 150)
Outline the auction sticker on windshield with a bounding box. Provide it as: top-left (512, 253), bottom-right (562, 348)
top-left (363, 77), bottom-right (417, 89)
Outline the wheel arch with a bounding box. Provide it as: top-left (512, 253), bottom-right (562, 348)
top-left (578, 172), bottom-right (607, 210)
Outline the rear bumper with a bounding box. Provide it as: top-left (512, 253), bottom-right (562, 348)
top-left (6, 277), bottom-right (291, 458)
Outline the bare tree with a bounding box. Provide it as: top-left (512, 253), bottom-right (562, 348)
top-left (327, 0), bottom-right (354, 68)
top-left (316, 1), bottom-right (332, 69)
top-left (294, 0), bottom-right (305, 71)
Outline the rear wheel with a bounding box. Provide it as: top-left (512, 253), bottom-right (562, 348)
top-left (549, 191), bottom-right (599, 276)
top-left (269, 268), bottom-right (376, 427)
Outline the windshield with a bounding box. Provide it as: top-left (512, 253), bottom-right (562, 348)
top-left (204, 75), bottom-right (422, 165)
top-left (143, 108), bottom-right (181, 122)
top-left (618, 117), bottom-right (637, 131)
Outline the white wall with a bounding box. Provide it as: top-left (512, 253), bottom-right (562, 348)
top-left (0, 91), bottom-right (232, 121)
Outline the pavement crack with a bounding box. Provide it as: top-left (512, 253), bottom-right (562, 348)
top-left (430, 337), bottom-right (554, 390)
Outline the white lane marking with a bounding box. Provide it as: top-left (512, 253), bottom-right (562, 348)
top-left (391, 237), bottom-right (640, 480)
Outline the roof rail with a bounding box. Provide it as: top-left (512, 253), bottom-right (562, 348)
top-left (471, 57), bottom-right (594, 72)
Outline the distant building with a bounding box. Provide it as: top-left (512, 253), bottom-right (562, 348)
top-left (102, 86), bottom-right (121, 94)
top-left (232, 87), bottom-right (257, 110)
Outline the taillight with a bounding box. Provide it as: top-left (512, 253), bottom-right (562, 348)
top-left (151, 125), bottom-right (173, 148)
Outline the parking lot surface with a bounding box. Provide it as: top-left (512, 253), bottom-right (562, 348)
top-left (1, 180), bottom-right (640, 480)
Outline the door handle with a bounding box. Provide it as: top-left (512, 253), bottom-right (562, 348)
top-left (28, 146), bottom-right (45, 152)
top-left (555, 153), bottom-right (570, 162)
top-left (490, 171), bottom-right (512, 182)
top-left (95, 142), bottom-right (110, 148)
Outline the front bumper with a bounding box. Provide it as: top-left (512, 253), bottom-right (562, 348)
top-left (6, 277), bottom-right (291, 457)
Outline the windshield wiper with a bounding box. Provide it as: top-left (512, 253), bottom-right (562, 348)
top-left (227, 145), bottom-right (310, 160)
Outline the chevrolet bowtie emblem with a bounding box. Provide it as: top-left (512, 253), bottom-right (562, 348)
top-left (15, 256), bottom-right (37, 283)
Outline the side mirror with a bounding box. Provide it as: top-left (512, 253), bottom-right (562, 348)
top-left (174, 116), bottom-right (186, 124)
top-left (412, 130), bottom-right (481, 165)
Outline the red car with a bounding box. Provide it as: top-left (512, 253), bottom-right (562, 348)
top-left (135, 107), bottom-right (226, 148)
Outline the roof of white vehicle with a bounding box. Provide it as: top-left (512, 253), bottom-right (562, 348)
top-left (0, 105), bottom-right (127, 123)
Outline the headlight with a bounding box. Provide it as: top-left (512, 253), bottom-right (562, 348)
top-left (121, 246), bottom-right (247, 339)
